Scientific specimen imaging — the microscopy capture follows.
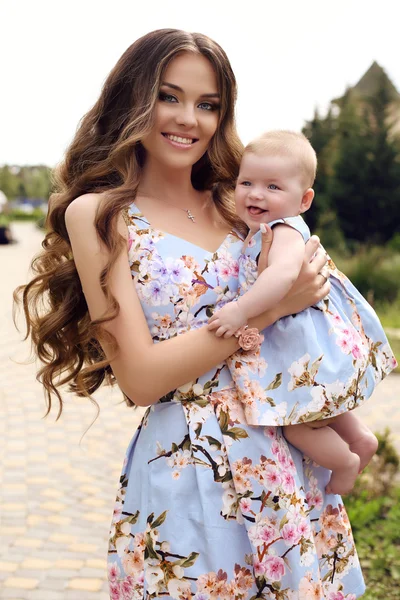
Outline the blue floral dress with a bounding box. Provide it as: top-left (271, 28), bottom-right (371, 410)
top-left (229, 216), bottom-right (396, 427)
top-left (107, 204), bottom-right (366, 600)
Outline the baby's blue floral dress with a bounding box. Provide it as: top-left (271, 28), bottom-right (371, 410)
top-left (107, 204), bottom-right (366, 600)
top-left (229, 216), bottom-right (396, 427)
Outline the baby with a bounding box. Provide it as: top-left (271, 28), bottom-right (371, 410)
top-left (208, 130), bottom-right (397, 495)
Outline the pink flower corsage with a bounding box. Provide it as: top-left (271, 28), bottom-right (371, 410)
top-left (234, 325), bottom-right (263, 352)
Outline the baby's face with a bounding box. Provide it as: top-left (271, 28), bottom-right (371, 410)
top-left (235, 152), bottom-right (307, 231)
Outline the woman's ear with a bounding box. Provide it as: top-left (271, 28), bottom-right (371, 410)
top-left (299, 188), bottom-right (315, 214)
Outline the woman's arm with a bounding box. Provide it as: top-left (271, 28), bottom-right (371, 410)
top-left (65, 195), bottom-right (328, 407)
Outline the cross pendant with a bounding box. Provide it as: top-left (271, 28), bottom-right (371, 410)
top-left (186, 210), bottom-right (195, 223)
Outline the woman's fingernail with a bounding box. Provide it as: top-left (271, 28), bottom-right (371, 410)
top-left (260, 223), bottom-right (267, 233)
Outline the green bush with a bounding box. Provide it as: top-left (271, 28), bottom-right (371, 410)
top-left (376, 298), bottom-right (400, 330)
top-left (330, 246), bottom-right (400, 305)
top-left (9, 208), bottom-right (46, 222)
top-left (344, 429), bottom-right (400, 599)
top-left (0, 213), bottom-right (11, 227)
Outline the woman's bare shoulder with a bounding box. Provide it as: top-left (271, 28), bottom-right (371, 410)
top-left (64, 193), bottom-right (102, 230)
top-left (65, 192), bottom-right (127, 238)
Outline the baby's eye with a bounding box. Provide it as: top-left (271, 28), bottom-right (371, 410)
top-left (268, 184), bottom-right (279, 190)
top-left (240, 181), bottom-right (251, 186)
top-left (159, 92), bottom-right (178, 103)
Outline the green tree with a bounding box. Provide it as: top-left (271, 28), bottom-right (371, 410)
top-left (0, 166), bottom-right (19, 199)
top-left (331, 79), bottom-right (400, 244)
top-left (302, 107), bottom-right (337, 233)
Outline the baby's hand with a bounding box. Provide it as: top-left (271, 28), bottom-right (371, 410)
top-left (208, 301), bottom-right (247, 338)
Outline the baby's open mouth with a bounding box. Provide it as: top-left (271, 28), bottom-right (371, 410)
top-left (247, 206), bottom-right (267, 215)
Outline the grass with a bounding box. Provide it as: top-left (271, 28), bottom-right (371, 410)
top-left (344, 430), bottom-right (400, 599)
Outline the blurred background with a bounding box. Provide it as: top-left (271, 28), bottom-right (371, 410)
top-left (1, 1), bottom-right (399, 599)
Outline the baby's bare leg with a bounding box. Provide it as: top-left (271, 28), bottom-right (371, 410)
top-left (329, 412), bottom-right (378, 472)
top-left (283, 423), bottom-right (360, 496)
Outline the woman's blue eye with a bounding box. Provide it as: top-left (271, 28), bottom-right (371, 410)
top-left (198, 102), bottom-right (218, 111)
top-left (159, 92), bottom-right (178, 103)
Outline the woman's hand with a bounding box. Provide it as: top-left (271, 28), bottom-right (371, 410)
top-left (277, 236), bottom-right (330, 318)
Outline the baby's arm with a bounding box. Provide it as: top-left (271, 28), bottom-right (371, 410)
top-left (208, 225), bottom-right (305, 337)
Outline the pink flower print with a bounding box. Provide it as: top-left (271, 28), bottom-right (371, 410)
top-left (239, 497), bottom-right (252, 513)
top-left (277, 450), bottom-right (289, 468)
top-left (120, 576), bottom-right (135, 599)
top-left (287, 456), bottom-right (296, 473)
top-left (282, 523), bottom-right (301, 545)
top-left (231, 261), bottom-right (239, 278)
top-left (306, 490), bottom-right (323, 511)
top-left (281, 472), bottom-right (295, 494)
top-left (263, 465), bottom-right (281, 490)
top-left (109, 581), bottom-right (122, 600)
top-left (214, 260), bottom-right (231, 281)
top-left (259, 524), bottom-right (276, 544)
top-left (337, 336), bottom-right (352, 354)
top-left (112, 501), bottom-right (123, 523)
top-left (108, 562), bottom-right (121, 582)
top-left (351, 343), bottom-right (363, 359)
top-left (264, 427), bottom-right (276, 440)
top-left (263, 556), bottom-right (285, 581)
top-left (271, 440), bottom-right (280, 455)
top-left (332, 313), bottom-right (342, 325)
top-left (328, 591), bottom-right (346, 600)
top-left (253, 558), bottom-right (266, 576)
top-left (297, 518), bottom-right (311, 539)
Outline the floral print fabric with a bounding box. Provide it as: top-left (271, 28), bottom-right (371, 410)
top-left (228, 216), bottom-right (396, 426)
top-left (107, 204), bottom-right (366, 599)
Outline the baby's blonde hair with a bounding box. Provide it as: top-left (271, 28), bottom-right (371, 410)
top-left (245, 130), bottom-right (317, 188)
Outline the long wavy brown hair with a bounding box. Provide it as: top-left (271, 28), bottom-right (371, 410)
top-left (14, 29), bottom-right (244, 417)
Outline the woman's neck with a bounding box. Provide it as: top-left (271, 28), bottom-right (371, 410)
top-left (139, 158), bottom-right (198, 207)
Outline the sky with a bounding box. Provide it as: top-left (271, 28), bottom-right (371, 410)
top-left (1, 0), bottom-right (399, 166)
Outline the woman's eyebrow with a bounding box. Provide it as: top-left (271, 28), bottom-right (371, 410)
top-left (161, 82), bottom-right (220, 98)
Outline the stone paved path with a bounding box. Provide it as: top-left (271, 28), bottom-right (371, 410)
top-left (0, 222), bottom-right (143, 599)
top-left (1, 222), bottom-right (399, 599)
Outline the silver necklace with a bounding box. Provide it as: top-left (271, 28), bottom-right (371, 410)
top-left (139, 192), bottom-right (197, 223)
top-left (154, 197), bottom-right (196, 223)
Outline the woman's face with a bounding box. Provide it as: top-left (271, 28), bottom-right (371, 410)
top-left (141, 52), bottom-right (220, 171)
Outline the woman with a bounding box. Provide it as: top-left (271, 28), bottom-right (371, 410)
top-left (15, 30), bottom-right (365, 599)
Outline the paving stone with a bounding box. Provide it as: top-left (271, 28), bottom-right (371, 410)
top-left (27, 590), bottom-right (64, 600)
top-left (20, 558), bottom-right (53, 570)
top-left (1, 590), bottom-right (30, 599)
top-left (0, 561), bottom-right (19, 572)
top-left (54, 559), bottom-right (84, 570)
top-left (68, 577), bottom-right (103, 592)
top-left (38, 578), bottom-right (66, 591)
top-left (3, 577), bottom-right (39, 589)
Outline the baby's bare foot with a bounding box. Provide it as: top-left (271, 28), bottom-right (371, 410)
top-left (349, 431), bottom-right (378, 472)
top-left (325, 453), bottom-right (360, 496)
